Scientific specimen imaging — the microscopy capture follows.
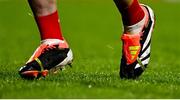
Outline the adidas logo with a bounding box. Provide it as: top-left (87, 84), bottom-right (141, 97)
top-left (129, 46), bottom-right (140, 60)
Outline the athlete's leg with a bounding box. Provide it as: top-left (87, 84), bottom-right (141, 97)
top-left (114, 0), bottom-right (145, 28)
top-left (28, 0), bottom-right (63, 40)
top-left (19, 0), bottom-right (73, 79)
top-left (114, 0), bottom-right (155, 79)
top-left (28, 0), bottom-right (57, 16)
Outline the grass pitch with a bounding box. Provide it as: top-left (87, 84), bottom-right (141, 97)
top-left (0, 0), bottom-right (180, 98)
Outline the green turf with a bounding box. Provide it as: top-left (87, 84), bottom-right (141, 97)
top-left (0, 0), bottom-right (180, 98)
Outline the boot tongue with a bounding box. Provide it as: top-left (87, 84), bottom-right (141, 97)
top-left (121, 34), bottom-right (141, 65)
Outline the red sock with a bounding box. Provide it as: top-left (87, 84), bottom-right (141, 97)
top-left (35, 11), bottom-right (64, 40)
top-left (114, 0), bottom-right (145, 25)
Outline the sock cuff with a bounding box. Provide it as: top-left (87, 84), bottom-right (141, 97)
top-left (36, 10), bottom-right (58, 19)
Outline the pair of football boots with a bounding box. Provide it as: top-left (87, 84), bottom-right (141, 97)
top-left (19, 5), bottom-right (155, 79)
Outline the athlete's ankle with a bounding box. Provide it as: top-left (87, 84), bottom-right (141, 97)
top-left (123, 5), bottom-right (149, 35)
